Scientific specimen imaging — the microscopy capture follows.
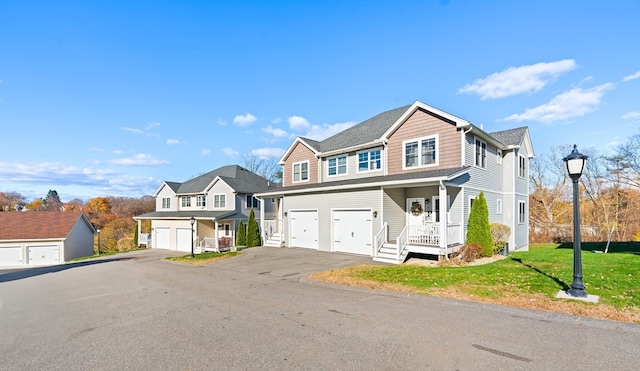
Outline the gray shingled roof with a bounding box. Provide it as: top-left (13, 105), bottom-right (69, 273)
top-left (134, 210), bottom-right (237, 220)
top-left (490, 127), bottom-right (528, 147)
top-left (316, 105), bottom-right (411, 152)
top-left (167, 165), bottom-right (278, 195)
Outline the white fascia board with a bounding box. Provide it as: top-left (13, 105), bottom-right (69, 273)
top-left (203, 176), bottom-right (227, 194)
top-left (463, 123), bottom-right (507, 149)
top-left (278, 137), bottom-right (320, 165)
top-left (1, 238), bottom-right (66, 243)
top-left (152, 182), bottom-right (170, 197)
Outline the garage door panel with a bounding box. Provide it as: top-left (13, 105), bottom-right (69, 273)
top-left (290, 211), bottom-right (318, 249)
top-left (333, 210), bottom-right (372, 256)
top-left (28, 245), bottom-right (59, 265)
top-left (176, 228), bottom-right (192, 252)
top-left (0, 246), bottom-right (24, 266)
top-left (155, 228), bottom-right (170, 249)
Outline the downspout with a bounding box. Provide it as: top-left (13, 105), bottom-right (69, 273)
top-left (439, 180), bottom-right (448, 260)
top-left (462, 126), bottom-right (472, 166)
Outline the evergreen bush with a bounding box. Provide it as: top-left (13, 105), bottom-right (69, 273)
top-left (466, 192), bottom-right (493, 257)
top-left (246, 208), bottom-right (261, 247)
top-left (236, 220), bottom-right (246, 246)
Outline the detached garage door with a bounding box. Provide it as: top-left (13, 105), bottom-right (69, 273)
top-left (155, 228), bottom-right (170, 249)
top-left (28, 245), bottom-right (60, 265)
top-left (0, 246), bottom-right (24, 266)
top-left (290, 210), bottom-right (318, 249)
top-left (176, 228), bottom-right (192, 252)
top-left (333, 210), bottom-right (373, 256)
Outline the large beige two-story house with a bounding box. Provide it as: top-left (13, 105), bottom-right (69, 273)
top-left (256, 101), bottom-right (534, 264)
top-left (135, 165), bottom-right (278, 252)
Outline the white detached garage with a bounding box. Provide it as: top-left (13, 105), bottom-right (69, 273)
top-left (0, 211), bottom-right (96, 267)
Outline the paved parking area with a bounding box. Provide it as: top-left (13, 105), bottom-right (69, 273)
top-left (2, 247), bottom-right (639, 370)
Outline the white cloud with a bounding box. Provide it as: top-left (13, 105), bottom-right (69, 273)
top-left (622, 71), bottom-right (640, 82)
top-left (166, 139), bottom-right (180, 145)
top-left (504, 83), bottom-right (614, 123)
top-left (233, 113), bottom-right (257, 126)
top-left (109, 153), bottom-right (170, 166)
top-left (218, 118), bottom-right (227, 126)
top-left (146, 121), bottom-right (160, 130)
top-left (121, 121), bottom-right (160, 137)
top-left (222, 147), bottom-right (240, 156)
top-left (622, 111), bottom-right (640, 120)
top-left (262, 125), bottom-right (288, 138)
top-left (458, 59), bottom-right (577, 100)
top-left (304, 121), bottom-right (357, 141)
top-left (288, 115), bottom-right (311, 131)
top-left (250, 147), bottom-right (285, 160)
top-left (121, 127), bottom-right (144, 135)
top-left (201, 149), bottom-right (211, 155)
top-left (112, 150), bottom-right (124, 154)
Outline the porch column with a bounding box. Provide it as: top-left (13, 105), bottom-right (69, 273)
top-left (214, 219), bottom-right (219, 250)
top-left (259, 197), bottom-right (265, 244)
top-left (439, 181), bottom-right (447, 250)
top-left (136, 219), bottom-right (142, 246)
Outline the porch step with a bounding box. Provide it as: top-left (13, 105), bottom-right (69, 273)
top-left (264, 233), bottom-right (284, 247)
top-left (372, 243), bottom-right (404, 264)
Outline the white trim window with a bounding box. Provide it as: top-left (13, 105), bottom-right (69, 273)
top-left (475, 137), bottom-right (487, 168)
top-left (469, 195), bottom-right (476, 212)
top-left (497, 149), bottom-right (502, 164)
top-left (519, 155), bottom-right (526, 178)
top-left (214, 194), bottom-right (226, 209)
top-left (327, 155), bottom-right (347, 177)
top-left (358, 148), bottom-right (381, 173)
top-left (246, 195), bottom-right (259, 209)
top-left (161, 197), bottom-right (171, 209)
top-left (197, 195), bottom-right (206, 207)
top-left (518, 201), bottom-right (526, 224)
top-left (403, 135), bottom-right (438, 169)
top-left (292, 161), bottom-right (309, 183)
top-left (181, 196), bottom-right (191, 207)
top-left (224, 223), bottom-right (231, 237)
top-left (497, 199), bottom-right (503, 214)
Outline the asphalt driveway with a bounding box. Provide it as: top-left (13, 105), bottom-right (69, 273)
top-left (1, 247), bottom-right (639, 370)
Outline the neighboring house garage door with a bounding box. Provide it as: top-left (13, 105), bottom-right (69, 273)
top-left (0, 246), bottom-right (24, 266)
top-left (290, 210), bottom-right (318, 249)
top-left (28, 245), bottom-right (60, 265)
top-left (155, 227), bottom-right (170, 249)
top-left (332, 210), bottom-right (373, 256)
top-left (176, 228), bottom-right (192, 252)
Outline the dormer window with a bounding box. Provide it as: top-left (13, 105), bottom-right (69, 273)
top-left (161, 197), bottom-right (171, 209)
top-left (293, 161), bottom-right (309, 183)
top-left (328, 155), bottom-right (347, 177)
top-left (403, 135), bottom-right (438, 169)
top-left (358, 149), bottom-right (381, 173)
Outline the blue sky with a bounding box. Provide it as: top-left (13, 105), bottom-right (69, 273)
top-left (1, 0), bottom-right (639, 202)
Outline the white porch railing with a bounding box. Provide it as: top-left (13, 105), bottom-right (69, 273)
top-left (446, 223), bottom-right (463, 246)
top-left (374, 222), bottom-right (388, 256)
top-left (138, 233), bottom-right (151, 247)
top-left (396, 225), bottom-right (409, 261)
top-left (406, 222), bottom-right (463, 247)
top-left (264, 219), bottom-right (277, 241)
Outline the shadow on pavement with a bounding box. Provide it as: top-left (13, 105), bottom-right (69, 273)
top-left (0, 256), bottom-right (136, 283)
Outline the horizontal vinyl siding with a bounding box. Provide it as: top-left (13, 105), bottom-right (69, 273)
top-left (463, 135), bottom-right (502, 192)
top-left (383, 188), bottom-right (406, 239)
top-left (283, 143), bottom-right (318, 187)
top-left (387, 109), bottom-right (461, 175)
top-left (283, 189), bottom-right (382, 252)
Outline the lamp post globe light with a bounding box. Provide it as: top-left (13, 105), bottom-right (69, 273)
top-left (190, 216), bottom-right (196, 258)
top-left (96, 228), bottom-right (101, 256)
top-left (563, 145), bottom-right (588, 298)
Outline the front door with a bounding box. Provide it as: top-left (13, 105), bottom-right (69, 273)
top-left (406, 198), bottom-right (426, 226)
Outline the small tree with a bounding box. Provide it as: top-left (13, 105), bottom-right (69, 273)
top-left (466, 192), bottom-right (493, 257)
top-left (236, 220), bottom-right (246, 246)
top-left (134, 223), bottom-right (139, 246)
top-left (246, 208), bottom-right (261, 247)
top-left (490, 223), bottom-right (511, 254)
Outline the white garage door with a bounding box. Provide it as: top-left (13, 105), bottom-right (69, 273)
top-left (0, 246), bottom-right (24, 266)
top-left (290, 210), bottom-right (318, 249)
top-left (176, 228), bottom-right (192, 252)
top-left (28, 245), bottom-right (59, 265)
top-left (155, 228), bottom-right (170, 249)
top-left (333, 210), bottom-right (373, 256)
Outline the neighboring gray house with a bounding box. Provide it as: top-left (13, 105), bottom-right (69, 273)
top-left (256, 101), bottom-right (534, 264)
top-left (134, 165), bottom-right (279, 252)
top-left (0, 211), bottom-right (96, 266)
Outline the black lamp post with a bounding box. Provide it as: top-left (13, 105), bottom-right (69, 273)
top-left (563, 145), bottom-right (589, 298)
top-left (190, 216), bottom-right (195, 258)
top-left (96, 228), bottom-right (101, 256)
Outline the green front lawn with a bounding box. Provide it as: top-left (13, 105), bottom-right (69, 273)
top-left (165, 251), bottom-right (240, 264)
top-left (352, 242), bottom-right (639, 311)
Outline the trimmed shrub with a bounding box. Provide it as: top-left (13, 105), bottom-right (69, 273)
top-left (490, 223), bottom-right (511, 254)
top-left (134, 223), bottom-right (139, 246)
top-left (460, 243), bottom-right (483, 262)
top-left (236, 220), bottom-right (246, 246)
top-left (246, 208), bottom-right (261, 247)
top-left (466, 192), bottom-right (493, 257)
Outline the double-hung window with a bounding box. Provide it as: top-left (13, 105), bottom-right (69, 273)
top-left (328, 155), bottom-right (347, 176)
top-left (518, 201), bottom-right (526, 224)
top-left (214, 194), bottom-right (226, 208)
top-left (293, 161), bottom-right (309, 183)
top-left (358, 149), bottom-right (381, 172)
top-left (475, 138), bottom-right (487, 168)
top-left (519, 155), bottom-right (526, 178)
top-left (246, 195), bottom-right (259, 209)
top-left (403, 135), bottom-right (438, 169)
top-left (181, 196), bottom-right (191, 207)
top-left (197, 195), bottom-right (206, 207)
top-left (162, 197), bottom-right (171, 209)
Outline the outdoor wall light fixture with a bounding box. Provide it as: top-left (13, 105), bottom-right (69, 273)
top-left (373, 211), bottom-right (378, 218)
top-left (284, 212), bottom-right (288, 217)
top-left (563, 145), bottom-right (588, 298)
top-left (96, 228), bottom-right (101, 256)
